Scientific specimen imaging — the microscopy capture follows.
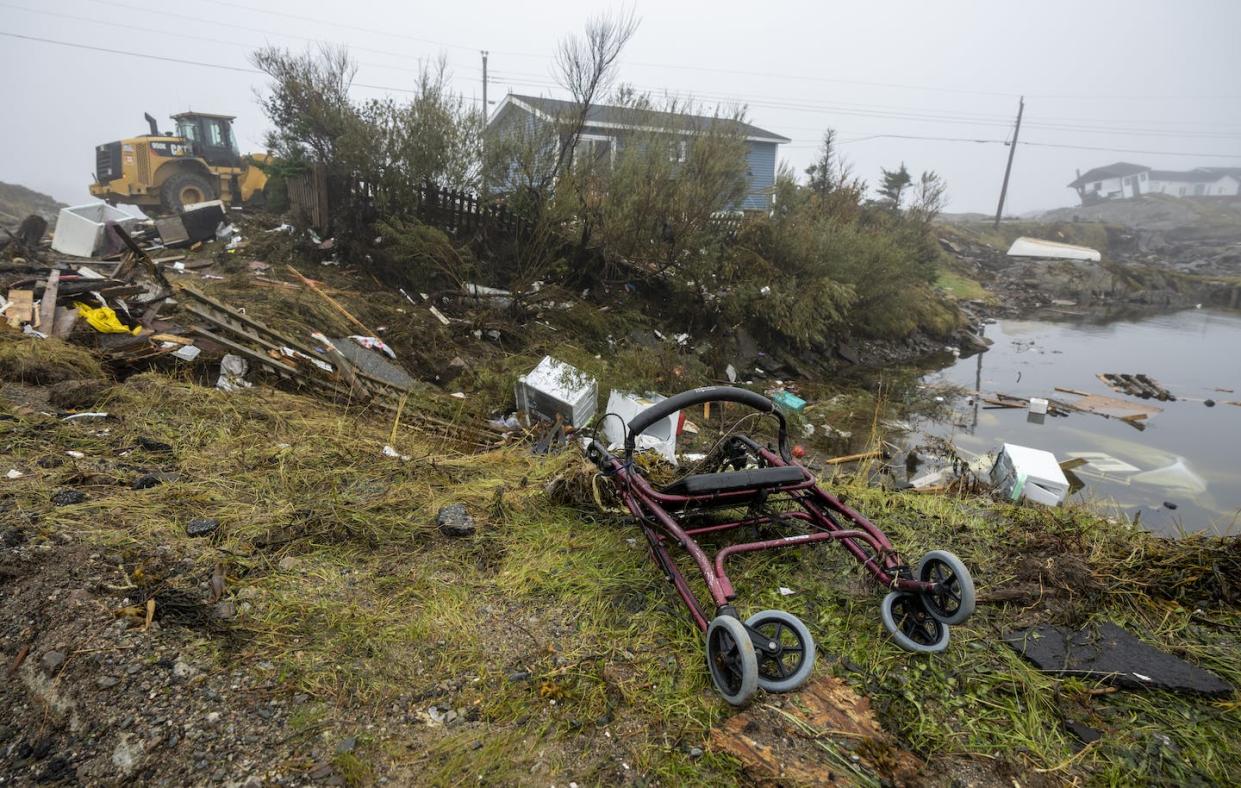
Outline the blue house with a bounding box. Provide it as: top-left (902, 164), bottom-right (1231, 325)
top-left (486, 94), bottom-right (790, 212)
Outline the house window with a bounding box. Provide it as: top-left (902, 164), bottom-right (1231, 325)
top-left (1194, 184), bottom-right (1205, 196)
top-left (1140, 172), bottom-right (1147, 180)
top-left (670, 139), bottom-right (688, 163)
top-left (573, 135), bottom-right (615, 170)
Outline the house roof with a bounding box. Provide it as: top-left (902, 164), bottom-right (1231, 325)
top-left (496, 94), bottom-right (791, 143)
top-left (1148, 169), bottom-right (1229, 183)
top-left (1194, 167), bottom-right (1241, 178)
top-left (1067, 162), bottom-right (1149, 188)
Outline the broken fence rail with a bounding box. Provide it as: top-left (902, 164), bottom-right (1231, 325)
top-left (177, 284), bottom-right (502, 450)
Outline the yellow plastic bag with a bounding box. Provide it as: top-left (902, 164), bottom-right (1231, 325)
top-left (74, 302), bottom-right (141, 335)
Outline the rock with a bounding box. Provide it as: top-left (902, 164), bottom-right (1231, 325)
top-left (436, 504), bottom-right (475, 537)
top-left (1, 526), bottom-right (24, 548)
top-left (137, 436), bottom-right (174, 453)
top-left (40, 650), bottom-right (66, 675)
top-left (186, 518), bottom-right (220, 537)
top-left (51, 489), bottom-right (86, 506)
top-left (132, 471), bottom-right (180, 490)
top-left (277, 556), bottom-right (300, 571)
top-left (308, 764), bottom-right (334, 780)
top-left (336, 736), bottom-right (357, 754)
top-left (111, 734), bottom-right (143, 775)
top-left (1064, 719), bottom-right (1102, 744)
top-left (507, 670), bottom-right (531, 683)
top-left (688, 746), bottom-right (704, 759)
top-left (213, 600), bottom-right (237, 620)
top-left (206, 711), bottom-right (221, 724)
top-left (172, 657), bottom-right (197, 679)
top-left (48, 378), bottom-right (109, 410)
top-left (1163, 501), bottom-right (1178, 510)
top-left (97, 675), bottom-right (121, 689)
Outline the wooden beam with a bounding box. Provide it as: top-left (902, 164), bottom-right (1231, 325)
top-left (285, 265), bottom-right (376, 336)
top-left (38, 271), bottom-right (60, 330)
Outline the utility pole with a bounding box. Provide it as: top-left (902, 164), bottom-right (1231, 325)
top-left (993, 95), bottom-right (1024, 229)
top-left (481, 50), bottom-right (489, 125)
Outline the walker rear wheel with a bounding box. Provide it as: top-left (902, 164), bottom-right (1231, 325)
top-left (706, 615), bottom-right (758, 706)
top-left (745, 610), bottom-right (816, 693)
top-left (917, 550), bottom-right (976, 626)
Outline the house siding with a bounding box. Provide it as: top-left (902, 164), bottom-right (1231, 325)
top-left (487, 100), bottom-right (786, 213)
top-left (741, 142), bottom-right (778, 211)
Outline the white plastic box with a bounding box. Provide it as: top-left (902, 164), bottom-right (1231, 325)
top-left (601, 390), bottom-right (678, 464)
top-left (51, 202), bottom-right (140, 257)
top-left (990, 443), bottom-right (1070, 507)
top-left (514, 356), bottom-right (597, 427)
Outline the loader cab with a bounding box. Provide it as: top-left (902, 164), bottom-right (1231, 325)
top-left (172, 112), bottom-right (242, 169)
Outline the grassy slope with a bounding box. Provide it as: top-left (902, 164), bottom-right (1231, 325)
top-left (3, 347), bottom-right (1237, 784)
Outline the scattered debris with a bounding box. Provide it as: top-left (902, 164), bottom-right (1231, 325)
top-left (215, 354), bottom-right (252, 392)
top-left (51, 489), bottom-right (86, 506)
top-left (515, 356), bottom-right (597, 427)
top-left (1007, 236), bottom-right (1101, 262)
top-left (709, 675), bottom-right (923, 785)
top-left (436, 503), bottom-right (476, 537)
top-left (185, 518), bottom-right (220, 538)
top-left (990, 443), bottom-right (1070, 506)
top-left (601, 390), bottom-right (677, 464)
top-left (1004, 622), bottom-right (1232, 696)
top-left (1098, 373), bottom-right (1176, 401)
top-left (51, 203), bottom-right (140, 257)
top-left (770, 388), bottom-right (806, 414)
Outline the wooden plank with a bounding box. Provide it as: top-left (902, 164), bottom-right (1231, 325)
top-left (285, 265), bottom-right (376, 336)
top-left (823, 449), bottom-right (882, 465)
top-left (51, 305), bottom-right (77, 338)
top-left (5, 289), bottom-right (34, 327)
top-left (38, 271), bottom-right (60, 330)
top-left (709, 676), bottom-right (923, 786)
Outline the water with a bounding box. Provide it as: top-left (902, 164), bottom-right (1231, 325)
top-left (918, 309), bottom-right (1241, 536)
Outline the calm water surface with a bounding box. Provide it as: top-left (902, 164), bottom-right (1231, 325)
top-left (918, 309), bottom-right (1241, 536)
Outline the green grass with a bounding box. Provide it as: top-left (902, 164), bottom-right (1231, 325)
top-left (935, 269), bottom-right (992, 302)
top-left (3, 367), bottom-right (1238, 785)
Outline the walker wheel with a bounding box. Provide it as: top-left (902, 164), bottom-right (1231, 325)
top-left (881, 592), bottom-right (950, 653)
top-left (706, 615), bottom-right (759, 706)
top-left (916, 550), bottom-right (976, 626)
top-left (745, 610), bottom-right (816, 693)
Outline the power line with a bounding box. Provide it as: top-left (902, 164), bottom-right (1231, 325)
top-left (1017, 140), bottom-right (1241, 159)
top-left (1, 1), bottom-right (480, 79)
top-left (27, 0), bottom-right (1241, 137)
top-left (0, 30), bottom-right (481, 101)
top-left (178, 0), bottom-right (1241, 103)
top-left (489, 72), bottom-right (1241, 141)
top-left (4, 29), bottom-right (1236, 163)
top-left (77, 0), bottom-right (482, 74)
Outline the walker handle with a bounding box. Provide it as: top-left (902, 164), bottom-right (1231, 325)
top-left (624, 386), bottom-right (790, 463)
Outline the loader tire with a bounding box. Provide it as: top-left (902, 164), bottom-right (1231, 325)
top-left (160, 172), bottom-right (216, 213)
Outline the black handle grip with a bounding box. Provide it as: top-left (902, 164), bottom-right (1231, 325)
top-left (624, 385), bottom-right (790, 462)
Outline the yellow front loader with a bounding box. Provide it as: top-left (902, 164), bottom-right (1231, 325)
top-left (89, 112), bottom-right (269, 213)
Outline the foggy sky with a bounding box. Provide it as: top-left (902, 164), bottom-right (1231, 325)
top-left (3, 0), bottom-right (1240, 215)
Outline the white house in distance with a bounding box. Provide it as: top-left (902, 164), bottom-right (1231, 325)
top-left (1069, 162), bottom-right (1241, 204)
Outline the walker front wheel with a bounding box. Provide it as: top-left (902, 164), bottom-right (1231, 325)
top-left (881, 592), bottom-right (950, 653)
top-left (745, 610), bottom-right (816, 693)
top-left (706, 615), bottom-right (759, 706)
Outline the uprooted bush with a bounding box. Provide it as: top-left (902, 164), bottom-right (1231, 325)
top-left (0, 332), bottom-right (106, 384)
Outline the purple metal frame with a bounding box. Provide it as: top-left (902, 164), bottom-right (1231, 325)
top-left (599, 443), bottom-right (935, 632)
